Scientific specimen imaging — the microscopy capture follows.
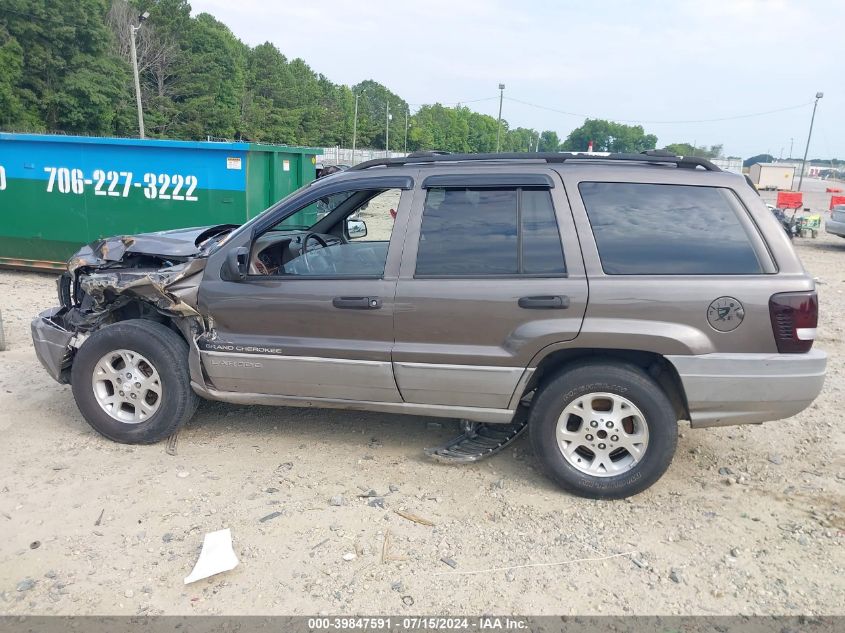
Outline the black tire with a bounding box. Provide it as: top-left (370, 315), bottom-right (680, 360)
top-left (71, 319), bottom-right (199, 444)
top-left (529, 361), bottom-right (678, 499)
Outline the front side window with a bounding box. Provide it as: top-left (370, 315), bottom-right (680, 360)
top-left (415, 187), bottom-right (565, 276)
top-left (249, 188), bottom-right (401, 277)
top-left (579, 182), bottom-right (763, 275)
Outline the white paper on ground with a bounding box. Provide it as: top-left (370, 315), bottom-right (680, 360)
top-left (183, 528), bottom-right (239, 584)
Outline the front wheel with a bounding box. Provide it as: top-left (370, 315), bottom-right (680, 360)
top-left (529, 361), bottom-right (678, 499)
top-left (71, 319), bottom-right (199, 444)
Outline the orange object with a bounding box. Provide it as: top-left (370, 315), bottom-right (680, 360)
top-left (777, 191), bottom-right (803, 209)
top-left (830, 195), bottom-right (845, 210)
top-left (825, 187), bottom-right (842, 193)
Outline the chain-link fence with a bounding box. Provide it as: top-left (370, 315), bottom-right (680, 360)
top-left (316, 147), bottom-right (409, 166)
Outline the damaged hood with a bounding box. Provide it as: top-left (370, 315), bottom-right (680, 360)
top-left (69, 224), bottom-right (238, 271)
top-left (59, 225), bottom-right (237, 328)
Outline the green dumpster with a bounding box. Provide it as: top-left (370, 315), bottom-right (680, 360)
top-left (0, 133), bottom-right (319, 270)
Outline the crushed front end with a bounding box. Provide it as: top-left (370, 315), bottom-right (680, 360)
top-left (30, 227), bottom-right (228, 383)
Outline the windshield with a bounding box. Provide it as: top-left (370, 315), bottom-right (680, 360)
top-left (267, 191), bottom-right (357, 232)
top-left (203, 179), bottom-right (323, 253)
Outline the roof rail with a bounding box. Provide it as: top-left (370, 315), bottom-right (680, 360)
top-left (348, 150), bottom-right (721, 172)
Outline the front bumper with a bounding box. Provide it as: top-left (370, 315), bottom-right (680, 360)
top-left (666, 350), bottom-right (827, 427)
top-left (31, 307), bottom-right (74, 383)
top-left (825, 218), bottom-right (845, 237)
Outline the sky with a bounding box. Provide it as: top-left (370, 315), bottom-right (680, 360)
top-left (189, 0), bottom-right (844, 159)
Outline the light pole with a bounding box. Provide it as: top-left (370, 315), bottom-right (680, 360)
top-left (129, 11), bottom-right (149, 139)
top-left (798, 92), bottom-right (823, 191)
top-left (351, 90), bottom-right (365, 164)
top-left (385, 101), bottom-right (390, 154)
top-left (495, 83), bottom-right (505, 153)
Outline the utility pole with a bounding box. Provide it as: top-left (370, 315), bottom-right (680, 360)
top-left (535, 132), bottom-right (540, 152)
top-left (352, 90), bottom-right (364, 164)
top-left (798, 92), bottom-right (824, 191)
top-left (403, 108), bottom-right (409, 153)
top-left (789, 137), bottom-right (794, 159)
top-left (129, 11), bottom-right (150, 139)
top-left (495, 83), bottom-right (505, 153)
top-left (385, 101), bottom-right (390, 154)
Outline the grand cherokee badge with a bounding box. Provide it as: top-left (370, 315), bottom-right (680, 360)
top-left (707, 296), bottom-right (745, 332)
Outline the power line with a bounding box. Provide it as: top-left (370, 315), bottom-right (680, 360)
top-left (504, 96), bottom-right (814, 125)
top-left (407, 96), bottom-right (499, 107)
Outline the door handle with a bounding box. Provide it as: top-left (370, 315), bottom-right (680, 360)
top-left (518, 295), bottom-right (570, 309)
top-left (332, 296), bottom-right (382, 309)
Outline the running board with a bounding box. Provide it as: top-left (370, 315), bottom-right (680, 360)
top-left (425, 408), bottom-right (529, 464)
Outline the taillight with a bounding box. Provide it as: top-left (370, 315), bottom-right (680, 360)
top-left (769, 291), bottom-right (818, 353)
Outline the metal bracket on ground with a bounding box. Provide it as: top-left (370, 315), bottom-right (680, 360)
top-left (424, 409), bottom-right (529, 464)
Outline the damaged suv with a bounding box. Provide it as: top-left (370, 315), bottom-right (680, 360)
top-left (32, 151), bottom-right (826, 498)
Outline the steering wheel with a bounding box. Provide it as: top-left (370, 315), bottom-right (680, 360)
top-left (302, 232), bottom-right (329, 253)
top-left (299, 232), bottom-right (330, 273)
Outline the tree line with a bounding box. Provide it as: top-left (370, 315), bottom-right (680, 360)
top-left (2, 0), bottom-right (726, 157)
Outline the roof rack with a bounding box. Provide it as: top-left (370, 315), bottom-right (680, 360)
top-left (348, 150), bottom-right (721, 172)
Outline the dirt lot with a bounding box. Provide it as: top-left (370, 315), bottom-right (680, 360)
top-left (0, 181), bottom-right (842, 616)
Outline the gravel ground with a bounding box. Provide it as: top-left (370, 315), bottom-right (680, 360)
top-left (0, 180), bottom-right (842, 616)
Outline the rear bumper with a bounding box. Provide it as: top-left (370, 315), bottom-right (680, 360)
top-left (666, 350), bottom-right (826, 427)
top-left (825, 218), bottom-right (845, 237)
top-left (31, 308), bottom-right (74, 383)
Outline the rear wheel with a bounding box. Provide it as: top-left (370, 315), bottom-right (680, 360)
top-left (529, 361), bottom-right (678, 499)
top-left (71, 320), bottom-right (199, 444)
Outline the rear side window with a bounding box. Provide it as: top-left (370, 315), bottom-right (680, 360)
top-left (415, 187), bottom-right (565, 276)
top-left (521, 189), bottom-right (566, 274)
top-left (579, 182), bottom-right (763, 275)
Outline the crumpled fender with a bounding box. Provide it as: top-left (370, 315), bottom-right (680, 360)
top-left (76, 258), bottom-right (207, 318)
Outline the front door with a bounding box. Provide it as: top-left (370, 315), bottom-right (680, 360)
top-left (198, 184), bottom-right (412, 402)
top-left (392, 170), bottom-right (589, 410)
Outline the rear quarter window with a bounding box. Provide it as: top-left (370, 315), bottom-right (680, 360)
top-left (578, 182), bottom-right (764, 275)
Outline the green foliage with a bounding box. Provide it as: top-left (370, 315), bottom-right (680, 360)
top-left (562, 118), bottom-right (657, 153)
top-left (175, 13), bottom-right (247, 139)
top-left (351, 80), bottom-right (408, 150)
top-left (0, 25), bottom-right (32, 129)
top-left (538, 130), bottom-right (561, 152)
top-left (1, 0), bottom-right (126, 134)
top-left (410, 104), bottom-right (492, 153)
top-left (503, 127), bottom-right (538, 152)
top-left (664, 142), bottom-right (723, 159)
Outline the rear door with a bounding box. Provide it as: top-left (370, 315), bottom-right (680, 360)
top-left (392, 169), bottom-right (588, 409)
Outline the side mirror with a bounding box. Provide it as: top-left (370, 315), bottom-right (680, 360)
top-left (222, 246), bottom-right (248, 280)
top-left (347, 218), bottom-right (367, 239)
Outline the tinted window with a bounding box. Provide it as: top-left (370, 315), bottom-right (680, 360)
top-left (415, 188), bottom-right (567, 276)
top-left (416, 188), bottom-right (519, 275)
top-left (579, 183), bottom-right (763, 275)
top-left (521, 189), bottom-right (566, 274)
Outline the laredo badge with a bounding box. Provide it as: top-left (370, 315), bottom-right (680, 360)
top-left (707, 296), bottom-right (745, 332)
